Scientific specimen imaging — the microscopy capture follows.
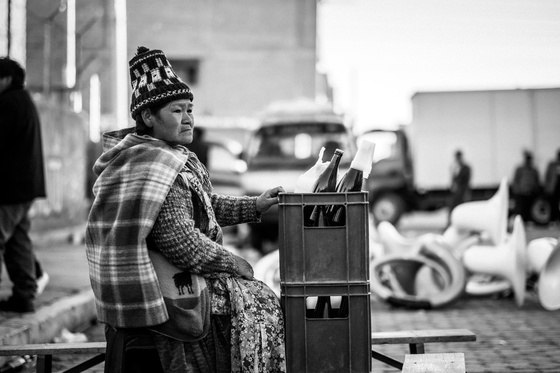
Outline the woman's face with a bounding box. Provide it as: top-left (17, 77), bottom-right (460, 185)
top-left (149, 99), bottom-right (194, 145)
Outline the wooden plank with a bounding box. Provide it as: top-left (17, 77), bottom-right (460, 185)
top-left (372, 329), bottom-right (476, 345)
top-left (0, 342), bottom-right (106, 356)
top-left (402, 353), bottom-right (465, 373)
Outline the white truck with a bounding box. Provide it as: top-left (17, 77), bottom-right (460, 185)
top-left (362, 87), bottom-right (560, 225)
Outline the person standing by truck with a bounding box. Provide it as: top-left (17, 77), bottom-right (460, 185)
top-left (544, 148), bottom-right (560, 224)
top-left (448, 150), bottom-right (471, 222)
top-left (511, 150), bottom-right (541, 222)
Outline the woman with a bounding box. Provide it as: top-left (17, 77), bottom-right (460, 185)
top-left (85, 46), bottom-right (286, 372)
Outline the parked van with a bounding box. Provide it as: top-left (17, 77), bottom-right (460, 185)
top-left (240, 100), bottom-right (357, 252)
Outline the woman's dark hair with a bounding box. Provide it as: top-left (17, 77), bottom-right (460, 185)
top-left (134, 100), bottom-right (171, 136)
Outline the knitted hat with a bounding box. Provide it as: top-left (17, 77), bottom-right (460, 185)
top-left (129, 46), bottom-right (192, 119)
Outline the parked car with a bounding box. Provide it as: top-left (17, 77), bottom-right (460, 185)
top-left (239, 101), bottom-right (357, 252)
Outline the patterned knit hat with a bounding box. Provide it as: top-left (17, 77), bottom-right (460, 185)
top-left (129, 46), bottom-right (192, 119)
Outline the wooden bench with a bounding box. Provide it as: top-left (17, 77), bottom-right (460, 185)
top-left (371, 329), bottom-right (476, 370)
top-left (0, 342), bottom-right (106, 373)
top-left (402, 352), bottom-right (466, 373)
top-left (0, 328), bottom-right (476, 372)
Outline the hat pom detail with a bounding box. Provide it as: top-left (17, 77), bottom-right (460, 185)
top-left (136, 46), bottom-right (150, 55)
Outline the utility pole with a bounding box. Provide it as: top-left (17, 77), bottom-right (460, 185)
top-left (42, 1), bottom-right (68, 96)
top-left (7, 0), bottom-right (12, 57)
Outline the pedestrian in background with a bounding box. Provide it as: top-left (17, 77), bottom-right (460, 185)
top-left (511, 150), bottom-right (541, 222)
top-left (86, 47), bottom-right (286, 372)
top-left (448, 149), bottom-right (472, 221)
top-left (544, 148), bottom-right (560, 224)
top-left (0, 57), bottom-right (48, 313)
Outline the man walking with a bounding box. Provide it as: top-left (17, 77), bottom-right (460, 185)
top-left (0, 57), bottom-right (47, 312)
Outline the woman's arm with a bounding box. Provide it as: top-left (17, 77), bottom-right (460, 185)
top-left (149, 176), bottom-right (241, 277)
top-left (211, 186), bottom-right (284, 226)
top-left (210, 193), bottom-right (260, 227)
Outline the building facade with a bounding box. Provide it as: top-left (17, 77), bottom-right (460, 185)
top-left (11, 0), bottom-right (319, 132)
top-left (1, 0), bottom-right (321, 220)
top-left (127, 0), bottom-right (318, 122)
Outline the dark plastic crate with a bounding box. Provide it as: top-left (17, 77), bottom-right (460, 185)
top-left (281, 283), bottom-right (372, 373)
top-left (278, 192), bottom-right (370, 283)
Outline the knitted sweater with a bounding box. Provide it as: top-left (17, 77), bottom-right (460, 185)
top-left (85, 127), bottom-right (259, 328)
top-left (149, 161), bottom-right (258, 278)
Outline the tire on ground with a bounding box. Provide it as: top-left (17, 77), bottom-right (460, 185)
top-left (531, 196), bottom-right (551, 226)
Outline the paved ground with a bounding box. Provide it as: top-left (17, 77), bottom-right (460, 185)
top-left (0, 210), bottom-right (558, 372)
top-left (374, 211), bottom-right (560, 372)
top-left (46, 291), bottom-right (560, 373)
top-left (370, 292), bottom-right (560, 372)
top-left (0, 222), bottom-right (94, 367)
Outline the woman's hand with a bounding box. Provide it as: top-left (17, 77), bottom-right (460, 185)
top-left (234, 256), bottom-right (254, 279)
top-left (256, 186), bottom-right (285, 214)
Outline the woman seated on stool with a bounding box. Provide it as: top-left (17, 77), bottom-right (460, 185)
top-left (85, 46), bottom-right (286, 373)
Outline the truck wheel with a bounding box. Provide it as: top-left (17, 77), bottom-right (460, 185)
top-left (371, 193), bottom-right (405, 225)
top-left (531, 197), bottom-right (551, 225)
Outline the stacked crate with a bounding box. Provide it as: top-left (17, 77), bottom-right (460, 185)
top-left (278, 192), bottom-right (371, 373)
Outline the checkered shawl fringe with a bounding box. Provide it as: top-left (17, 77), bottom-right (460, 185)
top-left (85, 127), bottom-right (190, 328)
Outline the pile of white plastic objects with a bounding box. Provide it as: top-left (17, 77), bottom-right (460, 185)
top-left (370, 177), bottom-right (560, 311)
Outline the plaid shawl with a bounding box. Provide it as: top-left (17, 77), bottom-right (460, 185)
top-left (85, 127), bottom-right (190, 328)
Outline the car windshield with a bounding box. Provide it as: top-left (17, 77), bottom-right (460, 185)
top-left (246, 122), bottom-right (355, 168)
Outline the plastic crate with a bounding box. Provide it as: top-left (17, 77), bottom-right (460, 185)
top-left (281, 283), bottom-right (372, 373)
top-left (278, 192), bottom-right (370, 283)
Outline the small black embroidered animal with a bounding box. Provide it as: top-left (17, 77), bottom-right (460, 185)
top-left (173, 271), bottom-right (194, 295)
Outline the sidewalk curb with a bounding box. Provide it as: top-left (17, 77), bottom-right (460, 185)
top-left (0, 289), bottom-right (96, 354)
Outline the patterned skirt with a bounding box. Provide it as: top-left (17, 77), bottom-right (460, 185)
top-left (153, 277), bottom-right (286, 373)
